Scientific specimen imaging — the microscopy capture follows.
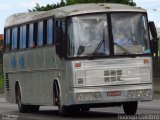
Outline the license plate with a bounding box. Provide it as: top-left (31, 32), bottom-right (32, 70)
top-left (107, 91), bottom-right (121, 97)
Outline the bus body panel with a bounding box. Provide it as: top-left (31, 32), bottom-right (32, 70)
top-left (66, 57), bottom-right (152, 105)
top-left (3, 44), bottom-right (152, 106)
top-left (3, 46), bottom-right (68, 106)
top-left (68, 84), bottom-right (152, 106)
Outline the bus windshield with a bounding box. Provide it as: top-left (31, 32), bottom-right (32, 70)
top-left (68, 14), bottom-right (109, 57)
top-left (112, 13), bottom-right (150, 55)
top-left (67, 13), bottom-right (150, 58)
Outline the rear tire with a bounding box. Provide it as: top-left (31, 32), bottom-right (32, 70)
top-left (123, 101), bottom-right (138, 115)
top-left (16, 85), bottom-right (39, 113)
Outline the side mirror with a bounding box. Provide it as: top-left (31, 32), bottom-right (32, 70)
top-left (148, 21), bottom-right (157, 39)
top-left (77, 46), bottom-right (85, 55)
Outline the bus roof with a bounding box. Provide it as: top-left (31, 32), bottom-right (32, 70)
top-left (5, 3), bottom-right (146, 28)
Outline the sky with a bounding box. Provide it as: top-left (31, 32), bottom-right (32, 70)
top-left (0, 0), bottom-right (160, 33)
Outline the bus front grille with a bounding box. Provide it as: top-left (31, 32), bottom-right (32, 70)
top-left (85, 68), bottom-right (141, 86)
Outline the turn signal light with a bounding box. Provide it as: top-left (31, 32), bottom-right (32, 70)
top-left (144, 59), bottom-right (149, 64)
top-left (75, 63), bottom-right (81, 68)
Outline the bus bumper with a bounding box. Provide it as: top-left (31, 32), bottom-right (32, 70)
top-left (67, 84), bottom-right (152, 106)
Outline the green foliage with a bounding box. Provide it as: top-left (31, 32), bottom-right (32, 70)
top-left (66, 0), bottom-right (136, 6)
top-left (28, 0), bottom-right (66, 12)
top-left (29, 0), bottom-right (136, 12)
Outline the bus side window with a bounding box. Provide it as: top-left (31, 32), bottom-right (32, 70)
top-left (55, 20), bottom-right (62, 57)
top-left (61, 21), bottom-right (66, 58)
top-left (11, 27), bottom-right (18, 50)
top-left (37, 21), bottom-right (43, 46)
top-left (28, 24), bottom-right (34, 48)
top-left (5, 29), bottom-right (11, 52)
top-left (47, 19), bottom-right (54, 45)
top-left (20, 25), bottom-right (27, 49)
top-left (55, 20), bottom-right (66, 58)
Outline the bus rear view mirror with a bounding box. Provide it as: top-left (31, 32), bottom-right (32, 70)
top-left (149, 21), bottom-right (157, 39)
top-left (77, 46), bottom-right (85, 55)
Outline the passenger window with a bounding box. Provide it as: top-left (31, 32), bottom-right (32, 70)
top-left (37, 21), bottom-right (43, 46)
top-left (55, 20), bottom-right (66, 58)
top-left (29, 24), bottom-right (34, 48)
top-left (12, 27), bottom-right (18, 50)
top-left (62, 21), bottom-right (65, 34)
top-left (5, 29), bottom-right (11, 51)
top-left (20, 25), bottom-right (26, 49)
top-left (47, 19), bottom-right (54, 44)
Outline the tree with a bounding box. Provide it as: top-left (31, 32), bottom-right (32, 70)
top-left (29, 0), bottom-right (136, 12)
top-left (28, 0), bottom-right (66, 12)
top-left (66, 0), bottom-right (136, 6)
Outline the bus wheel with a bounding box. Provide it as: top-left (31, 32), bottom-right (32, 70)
top-left (54, 83), bottom-right (69, 116)
top-left (28, 105), bottom-right (40, 112)
top-left (16, 85), bottom-right (39, 113)
top-left (123, 101), bottom-right (138, 115)
top-left (81, 107), bottom-right (90, 112)
top-left (16, 85), bottom-right (28, 113)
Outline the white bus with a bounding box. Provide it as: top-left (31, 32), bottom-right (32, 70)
top-left (3, 3), bottom-right (157, 116)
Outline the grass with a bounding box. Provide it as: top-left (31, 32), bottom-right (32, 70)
top-left (0, 73), bottom-right (4, 93)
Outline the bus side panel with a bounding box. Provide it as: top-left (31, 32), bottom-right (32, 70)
top-left (3, 46), bottom-right (69, 106)
top-left (3, 53), bottom-right (18, 103)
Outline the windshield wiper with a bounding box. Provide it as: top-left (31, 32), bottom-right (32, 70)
top-left (114, 42), bottom-right (133, 55)
top-left (92, 39), bottom-right (104, 56)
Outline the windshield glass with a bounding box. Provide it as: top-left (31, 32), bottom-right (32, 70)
top-left (111, 13), bottom-right (150, 55)
top-left (68, 14), bottom-right (109, 57)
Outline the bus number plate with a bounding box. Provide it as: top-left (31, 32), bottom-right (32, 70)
top-left (107, 91), bottom-right (121, 97)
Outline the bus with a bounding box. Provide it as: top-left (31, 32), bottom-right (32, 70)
top-left (3, 3), bottom-right (157, 116)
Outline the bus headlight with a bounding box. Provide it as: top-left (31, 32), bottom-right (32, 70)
top-left (143, 89), bottom-right (152, 97)
top-left (128, 90), bottom-right (136, 98)
top-left (135, 90), bottom-right (143, 97)
top-left (128, 89), bottom-right (152, 98)
top-left (76, 92), bottom-right (101, 101)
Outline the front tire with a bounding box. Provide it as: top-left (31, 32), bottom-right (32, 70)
top-left (54, 83), bottom-right (69, 116)
top-left (81, 107), bottom-right (90, 112)
top-left (123, 101), bottom-right (138, 115)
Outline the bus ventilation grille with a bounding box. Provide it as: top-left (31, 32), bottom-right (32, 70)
top-left (5, 73), bottom-right (10, 96)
